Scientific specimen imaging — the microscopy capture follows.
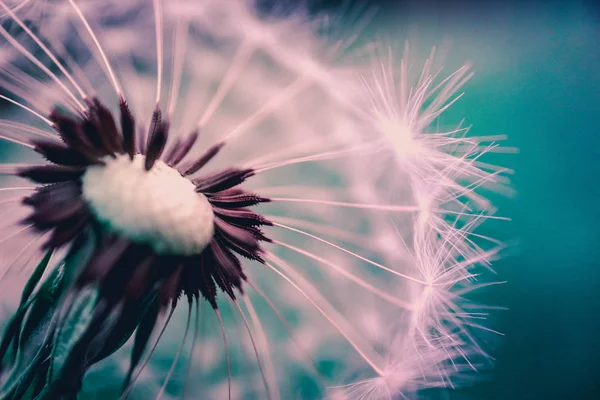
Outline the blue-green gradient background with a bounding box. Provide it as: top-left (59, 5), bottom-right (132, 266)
top-left (316, 0), bottom-right (599, 398)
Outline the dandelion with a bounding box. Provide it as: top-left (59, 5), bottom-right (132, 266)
top-left (0, 1), bottom-right (510, 399)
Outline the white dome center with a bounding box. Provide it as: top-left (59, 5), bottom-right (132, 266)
top-left (82, 154), bottom-right (214, 255)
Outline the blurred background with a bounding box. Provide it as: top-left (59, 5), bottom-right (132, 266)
top-left (301, 0), bottom-right (599, 398)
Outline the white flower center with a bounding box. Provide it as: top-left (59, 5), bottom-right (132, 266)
top-left (82, 154), bottom-right (214, 255)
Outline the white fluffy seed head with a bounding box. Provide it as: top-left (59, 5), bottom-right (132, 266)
top-left (82, 154), bottom-right (214, 255)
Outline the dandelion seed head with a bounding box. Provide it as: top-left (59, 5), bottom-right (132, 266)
top-left (0, 0), bottom-right (511, 398)
top-left (82, 153), bottom-right (215, 255)
top-left (377, 116), bottom-right (421, 162)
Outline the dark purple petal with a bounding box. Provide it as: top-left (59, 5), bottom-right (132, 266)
top-left (81, 118), bottom-right (107, 154)
top-left (33, 139), bottom-right (99, 167)
top-left (216, 230), bottom-right (264, 263)
top-left (50, 110), bottom-right (104, 157)
top-left (214, 218), bottom-right (265, 263)
top-left (211, 240), bottom-right (244, 282)
top-left (198, 252), bottom-right (218, 308)
top-left (179, 256), bottom-right (203, 301)
top-left (122, 297), bottom-right (159, 388)
top-left (18, 165), bottom-right (85, 184)
top-left (207, 191), bottom-right (271, 208)
top-left (167, 131), bottom-right (198, 167)
top-left (163, 138), bottom-right (181, 165)
top-left (44, 212), bottom-right (90, 249)
top-left (214, 207), bottom-right (272, 227)
top-left (211, 188), bottom-right (245, 197)
top-left (120, 98), bottom-right (136, 159)
top-left (25, 196), bottom-right (88, 228)
top-left (215, 217), bottom-right (258, 246)
top-left (158, 264), bottom-right (183, 307)
top-left (144, 111), bottom-right (169, 171)
top-left (100, 245), bottom-right (156, 303)
top-left (23, 182), bottom-right (81, 208)
top-left (124, 256), bottom-right (155, 299)
top-left (204, 246), bottom-right (236, 299)
top-left (194, 168), bottom-right (254, 193)
top-left (91, 98), bottom-right (123, 154)
top-left (78, 238), bottom-right (131, 286)
top-left (143, 107), bottom-right (161, 156)
top-left (182, 141), bottom-right (224, 176)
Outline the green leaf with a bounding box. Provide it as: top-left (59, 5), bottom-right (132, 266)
top-left (50, 288), bottom-right (99, 378)
top-left (0, 303), bottom-right (29, 365)
top-left (19, 236), bottom-right (90, 353)
top-left (0, 250), bottom-right (54, 365)
top-left (20, 249), bottom-right (54, 307)
top-left (89, 292), bottom-right (157, 364)
top-left (0, 340), bottom-right (52, 400)
top-left (19, 264), bottom-right (65, 350)
top-left (121, 297), bottom-right (160, 393)
top-left (0, 235), bottom-right (94, 399)
top-left (0, 264), bottom-right (66, 400)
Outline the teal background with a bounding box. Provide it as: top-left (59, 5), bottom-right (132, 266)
top-left (316, 0), bottom-right (600, 398)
